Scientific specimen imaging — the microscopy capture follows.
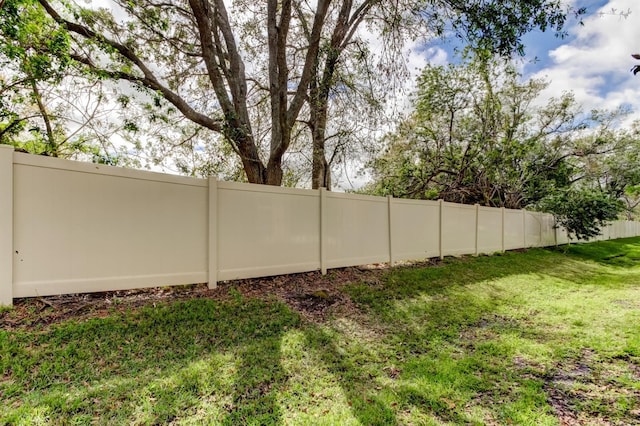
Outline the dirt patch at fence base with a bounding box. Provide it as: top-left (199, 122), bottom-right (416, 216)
top-left (0, 283), bottom-right (212, 331)
top-left (225, 266), bottom-right (391, 322)
top-left (1, 260), bottom-right (445, 330)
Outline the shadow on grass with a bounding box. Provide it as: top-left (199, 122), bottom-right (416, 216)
top-left (302, 326), bottom-right (400, 425)
top-left (348, 238), bottom-right (640, 317)
top-left (3, 238), bottom-right (639, 424)
top-left (301, 323), bottom-right (500, 425)
top-left (296, 252), bottom-right (568, 424)
top-left (2, 295), bottom-right (406, 424)
top-left (550, 237), bottom-right (640, 268)
top-left (346, 250), bottom-right (550, 312)
top-left (1, 295), bottom-right (299, 424)
top-left (1, 267), bottom-right (518, 425)
top-left (333, 240), bottom-right (640, 423)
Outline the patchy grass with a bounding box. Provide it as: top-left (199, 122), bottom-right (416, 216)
top-left (2, 239), bottom-right (640, 425)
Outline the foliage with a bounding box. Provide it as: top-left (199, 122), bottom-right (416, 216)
top-left (0, 0), bottom-right (67, 152)
top-left (0, 0), bottom-right (130, 162)
top-left (443, 0), bottom-right (585, 56)
top-left (366, 56), bottom-right (575, 206)
top-left (2, 238), bottom-right (640, 424)
top-left (538, 188), bottom-right (623, 240)
top-left (0, 0), bottom-right (582, 186)
top-left (364, 54), bottom-right (640, 239)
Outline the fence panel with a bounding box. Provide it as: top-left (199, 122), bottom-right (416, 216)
top-left (325, 192), bottom-right (389, 268)
top-left (540, 213), bottom-right (556, 246)
top-left (504, 209), bottom-right (525, 250)
top-left (477, 206), bottom-right (503, 254)
top-left (525, 211), bottom-right (543, 248)
top-left (391, 198), bottom-right (440, 262)
top-left (217, 182), bottom-right (320, 280)
top-left (12, 154), bottom-right (208, 298)
top-left (441, 202), bottom-right (476, 256)
top-left (3, 151), bottom-right (640, 305)
top-left (611, 222), bottom-right (623, 239)
top-left (556, 227), bottom-right (570, 245)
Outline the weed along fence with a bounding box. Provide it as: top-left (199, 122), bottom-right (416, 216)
top-left (1, 144), bottom-right (640, 306)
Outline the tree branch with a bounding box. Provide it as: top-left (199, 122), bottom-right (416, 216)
top-left (286, 0), bottom-right (331, 128)
top-left (37, 0), bottom-right (227, 136)
top-left (69, 54), bottom-right (225, 133)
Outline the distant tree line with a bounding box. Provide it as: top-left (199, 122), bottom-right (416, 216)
top-left (362, 53), bottom-right (640, 239)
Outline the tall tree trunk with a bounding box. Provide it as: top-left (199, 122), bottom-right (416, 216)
top-left (36, 0), bottom-right (340, 187)
top-left (310, 85), bottom-right (330, 189)
top-left (232, 139), bottom-right (266, 184)
top-left (266, 157), bottom-right (284, 185)
top-left (312, 136), bottom-right (331, 188)
top-left (30, 79), bottom-right (57, 156)
top-left (265, 0), bottom-right (330, 187)
top-left (308, 0), bottom-right (361, 189)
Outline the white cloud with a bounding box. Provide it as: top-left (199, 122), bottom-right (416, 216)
top-left (528, 0), bottom-right (640, 123)
top-left (401, 45), bottom-right (447, 103)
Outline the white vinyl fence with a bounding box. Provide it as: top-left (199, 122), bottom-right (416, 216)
top-left (1, 144), bottom-right (639, 305)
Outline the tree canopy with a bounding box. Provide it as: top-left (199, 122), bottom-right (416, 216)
top-left (0, 0), bottom-right (581, 186)
top-left (363, 54), bottom-right (639, 239)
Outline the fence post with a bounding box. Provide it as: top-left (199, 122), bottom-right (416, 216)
top-left (438, 199), bottom-right (444, 260)
top-left (0, 145), bottom-right (14, 306)
top-left (387, 195), bottom-right (394, 266)
top-left (474, 204), bottom-right (479, 256)
top-left (538, 212), bottom-right (543, 248)
top-left (501, 207), bottom-right (505, 252)
top-left (320, 187), bottom-right (327, 275)
top-left (207, 176), bottom-right (217, 290)
top-left (522, 208), bottom-right (527, 248)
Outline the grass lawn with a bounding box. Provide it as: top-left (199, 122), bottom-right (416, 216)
top-left (1, 238), bottom-right (640, 425)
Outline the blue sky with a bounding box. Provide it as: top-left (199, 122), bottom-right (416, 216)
top-left (407, 0), bottom-right (640, 126)
top-left (520, 0), bottom-right (612, 72)
top-left (521, 0), bottom-right (637, 111)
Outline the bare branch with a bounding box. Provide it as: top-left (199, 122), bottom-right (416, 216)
top-left (69, 54), bottom-right (225, 133)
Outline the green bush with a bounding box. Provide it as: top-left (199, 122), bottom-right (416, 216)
top-left (539, 188), bottom-right (622, 240)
